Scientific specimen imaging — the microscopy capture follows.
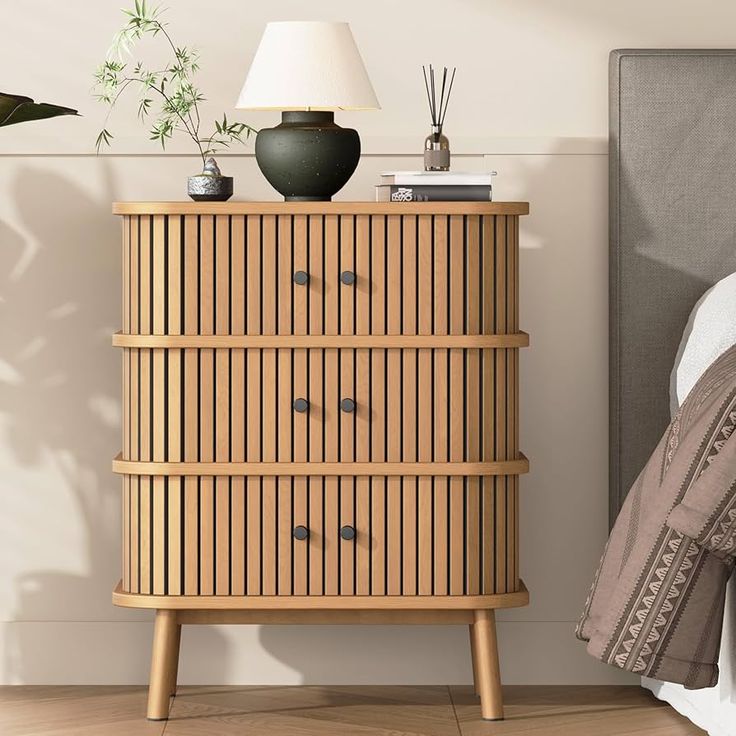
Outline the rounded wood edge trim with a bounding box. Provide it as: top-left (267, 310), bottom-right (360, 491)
top-left (112, 332), bottom-right (530, 349)
top-left (112, 580), bottom-right (529, 611)
top-left (113, 201), bottom-right (530, 216)
top-left (178, 610), bottom-right (475, 624)
top-left (112, 455), bottom-right (530, 477)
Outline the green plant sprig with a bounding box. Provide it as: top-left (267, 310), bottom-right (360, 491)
top-left (93, 0), bottom-right (256, 166)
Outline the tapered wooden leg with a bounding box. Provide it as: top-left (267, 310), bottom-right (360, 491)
top-left (147, 610), bottom-right (179, 720)
top-left (468, 624), bottom-right (480, 696)
top-left (472, 609), bottom-right (504, 720)
top-left (165, 624), bottom-right (182, 697)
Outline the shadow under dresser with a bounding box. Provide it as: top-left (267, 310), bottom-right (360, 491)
top-left (111, 200), bottom-right (530, 721)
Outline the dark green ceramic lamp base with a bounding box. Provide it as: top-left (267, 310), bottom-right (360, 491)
top-left (254, 111), bottom-right (361, 201)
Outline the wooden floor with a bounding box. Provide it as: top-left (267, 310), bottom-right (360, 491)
top-left (0, 685), bottom-right (706, 735)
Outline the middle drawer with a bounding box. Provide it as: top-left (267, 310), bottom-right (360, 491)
top-left (122, 347), bottom-right (518, 463)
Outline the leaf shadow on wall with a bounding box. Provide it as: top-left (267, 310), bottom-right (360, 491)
top-left (0, 163), bottom-right (228, 683)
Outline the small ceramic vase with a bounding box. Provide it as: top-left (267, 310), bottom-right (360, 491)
top-left (187, 157), bottom-right (233, 201)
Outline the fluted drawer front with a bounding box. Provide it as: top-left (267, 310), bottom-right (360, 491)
top-left (121, 346), bottom-right (518, 464)
top-left (121, 213), bottom-right (519, 338)
top-left (121, 474), bottom-right (519, 597)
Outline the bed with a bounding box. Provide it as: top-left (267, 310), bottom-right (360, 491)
top-left (610, 49), bottom-right (736, 735)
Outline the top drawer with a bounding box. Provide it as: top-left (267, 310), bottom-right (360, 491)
top-left (121, 213), bottom-right (519, 337)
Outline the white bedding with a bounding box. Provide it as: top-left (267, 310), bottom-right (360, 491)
top-left (670, 271), bottom-right (736, 414)
top-left (643, 590), bottom-right (735, 736)
top-left (643, 274), bottom-right (736, 736)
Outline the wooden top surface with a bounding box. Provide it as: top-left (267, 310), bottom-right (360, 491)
top-left (112, 201), bottom-right (530, 215)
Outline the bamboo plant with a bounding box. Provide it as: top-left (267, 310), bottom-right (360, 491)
top-left (93, 1), bottom-right (255, 167)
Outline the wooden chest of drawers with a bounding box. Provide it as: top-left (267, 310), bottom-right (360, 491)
top-left (111, 201), bottom-right (530, 721)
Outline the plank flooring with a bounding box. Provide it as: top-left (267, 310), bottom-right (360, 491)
top-left (0, 685), bottom-right (705, 735)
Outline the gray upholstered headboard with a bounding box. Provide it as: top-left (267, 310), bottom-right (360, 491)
top-left (610, 49), bottom-right (736, 523)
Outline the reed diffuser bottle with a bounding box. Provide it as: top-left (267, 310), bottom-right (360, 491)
top-left (422, 65), bottom-right (456, 172)
top-left (425, 125), bottom-right (450, 171)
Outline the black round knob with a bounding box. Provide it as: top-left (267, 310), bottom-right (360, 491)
top-left (340, 525), bottom-right (356, 541)
top-left (340, 270), bottom-right (356, 285)
top-left (293, 398), bottom-right (309, 413)
top-left (293, 270), bottom-right (309, 286)
top-left (293, 525), bottom-right (309, 540)
top-left (340, 398), bottom-right (356, 413)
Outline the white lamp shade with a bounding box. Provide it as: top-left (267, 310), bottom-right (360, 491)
top-left (236, 21), bottom-right (380, 111)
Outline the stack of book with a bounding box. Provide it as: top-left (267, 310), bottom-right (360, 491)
top-left (375, 171), bottom-right (497, 202)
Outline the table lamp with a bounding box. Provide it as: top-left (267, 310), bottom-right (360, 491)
top-left (237, 21), bottom-right (379, 201)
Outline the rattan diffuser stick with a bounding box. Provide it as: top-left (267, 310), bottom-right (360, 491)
top-left (422, 65), bottom-right (456, 171)
top-left (422, 65), bottom-right (456, 134)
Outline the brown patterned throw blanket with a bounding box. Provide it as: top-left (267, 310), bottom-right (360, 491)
top-left (577, 344), bottom-right (736, 688)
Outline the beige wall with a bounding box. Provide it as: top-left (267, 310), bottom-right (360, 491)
top-left (2, 0), bottom-right (731, 685)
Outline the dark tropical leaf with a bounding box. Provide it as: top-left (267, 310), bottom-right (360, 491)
top-left (0, 92), bottom-right (78, 128)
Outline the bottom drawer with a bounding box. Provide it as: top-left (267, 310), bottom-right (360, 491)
top-left (121, 474), bottom-right (519, 597)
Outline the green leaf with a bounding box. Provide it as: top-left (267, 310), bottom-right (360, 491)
top-left (0, 92), bottom-right (79, 128)
top-left (95, 128), bottom-right (113, 153)
top-left (137, 97), bottom-right (152, 120)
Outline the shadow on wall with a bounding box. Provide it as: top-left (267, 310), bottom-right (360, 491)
top-left (0, 162), bottom-right (229, 682)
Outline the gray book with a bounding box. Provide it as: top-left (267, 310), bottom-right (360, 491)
top-left (375, 184), bottom-right (492, 202)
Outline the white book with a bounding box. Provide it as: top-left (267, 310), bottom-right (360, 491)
top-left (379, 171), bottom-right (497, 186)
